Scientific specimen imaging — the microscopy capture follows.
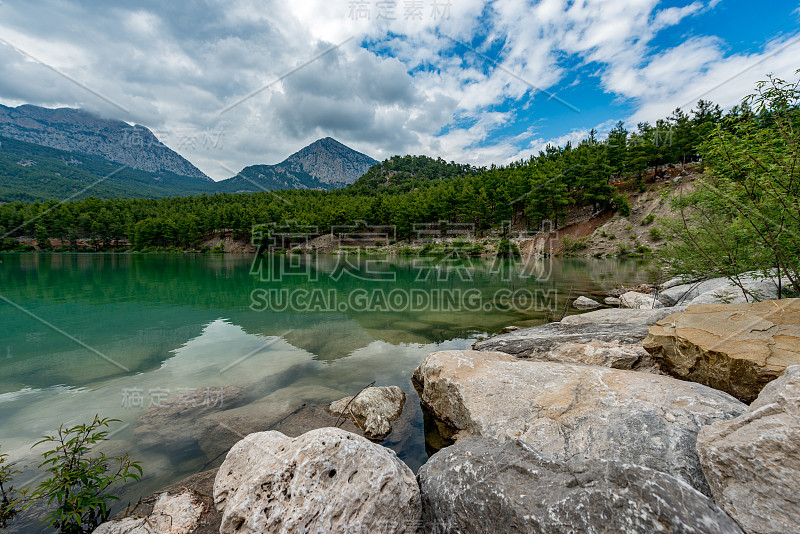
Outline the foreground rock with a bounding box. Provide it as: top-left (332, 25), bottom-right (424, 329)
top-left (133, 386), bottom-right (247, 452)
top-left (214, 428), bottom-right (420, 533)
top-left (620, 290), bottom-right (663, 309)
top-left (643, 299), bottom-right (800, 403)
top-left (572, 296), bottom-right (601, 310)
top-left (419, 437), bottom-right (743, 534)
top-left (561, 306), bottom-right (686, 326)
top-left (413, 350), bottom-right (746, 495)
top-left (697, 365), bottom-right (800, 534)
top-left (473, 321), bottom-right (650, 357)
top-left (329, 386), bottom-right (406, 440)
top-left (93, 490), bottom-right (206, 534)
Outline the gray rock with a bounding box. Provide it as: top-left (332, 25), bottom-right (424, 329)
top-left (418, 437), bottom-right (743, 534)
top-left (413, 350), bottom-right (747, 495)
top-left (473, 321), bottom-right (650, 358)
top-left (661, 275), bottom-right (699, 290)
top-left (659, 278), bottom-right (729, 306)
top-left (214, 428), bottom-right (420, 533)
top-left (620, 290), bottom-right (663, 309)
top-left (329, 386), bottom-right (406, 440)
top-left (499, 325), bottom-right (522, 333)
top-left (697, 365), bottom-right (800, 534)
top-left (93, 491), bottom-right (205, 534)
top-left (603, 296), bottom-right (621, 306)
top-left (561, 306), bottom-right (687, 326)
top-left (572, 296), bottom-right (601, 310)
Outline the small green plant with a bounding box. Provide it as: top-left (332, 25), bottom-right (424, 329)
top-left (600, 230), bottom-right (608, 238)
top-left (1, 447), bottom-right (22, 529)
top-left (608, 233), bottom-right (616, 240)
top-left (30, 416), bottom-right (142, 534)
top-left (616, 243), bottom-right (631, 256)
top-left (635, 245), bottom-right (652, 255)
top-left (649, 227), bottom-right (663, 241)
top-left (641, 214), bottom-right (656, 225)
top-left (624, 225), bottom-right (633, 231)
top-left (212, 243), bottom-right (225, 253)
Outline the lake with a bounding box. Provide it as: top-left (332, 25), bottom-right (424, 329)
top-left (0, 252), bottom-right (653, 530)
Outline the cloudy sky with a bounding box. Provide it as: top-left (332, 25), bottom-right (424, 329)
top-left (0, 0), bottom-right (798, 180)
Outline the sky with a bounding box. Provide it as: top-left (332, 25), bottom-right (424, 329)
top-left (0, 0), bottom-right (798, 180)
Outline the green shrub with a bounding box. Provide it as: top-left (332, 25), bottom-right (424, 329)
top-left (496, 238), bottom-right (520, 258)
top-left (616, 243), bottom-right (631, 256)
top-left (29, 416), bottom-right (142, 533)
top-left (0, 448), bottom-right (21, 529)
top-left (641, 214), bottom-right (656, 225)
top-left (649, 227), bottom-right (663, 240)
top-left (562, 236), bottom-right (589, 252)
top-left (624, 225), bottom-right (633, 231)
top-left (608, 233), bottom-right (616, 240)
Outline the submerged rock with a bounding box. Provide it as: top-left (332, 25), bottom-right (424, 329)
top-left (133, 386), bottom-right (247, 452)
top-left (643, 299), bottom-right (800, 403)
top-left (195, 385), bottom-right (350, 461)
top-left (572, 296), bottom-right (601, 310)
top-left (413, 350), bottom-right (746, 495)
top-left (329, 386), bottom-right (406, 440)
top-left (418, 437), bottom-right (743, 534)
top-left (603, 296), bottom-right (621, 306)
top-left (214, 428), bottom-right (420, 534)
top-left (697, 365), bottom-right (800, 534)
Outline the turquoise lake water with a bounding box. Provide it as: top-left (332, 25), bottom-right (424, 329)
top-left (0, 252), bottom-right (653, 530)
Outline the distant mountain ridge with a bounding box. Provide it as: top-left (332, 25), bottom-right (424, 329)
top-left (216, 137), bottom-right (378, 192)
top-left (0, 104), bottom-right (380, 201)
top-left (0, 104), bottom-right (211, 181)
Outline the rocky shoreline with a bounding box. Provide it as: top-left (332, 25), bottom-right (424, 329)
top-left (96, 281), bottom-right (800, 533)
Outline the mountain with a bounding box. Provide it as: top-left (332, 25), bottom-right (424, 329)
top-left (0, 136), bottom-right (214, 203)
top-left (216, 137), bottom-right (378, 192)
top-left (0, 104), bottom-right (211, 182)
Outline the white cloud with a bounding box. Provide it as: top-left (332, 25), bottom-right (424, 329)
top-left (0, 0), bottom-right (797, 178)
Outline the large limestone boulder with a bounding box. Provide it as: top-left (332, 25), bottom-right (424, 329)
top-left (561, 306), bottom-right (686, 326)
top-left (620, 290), bottom-right (664, 309)
top-left (93, 491), bottom-right (205, 534)
top-left (413, 350), bottom-right (746, 495)
top-left (697, 365), bottom-right (800, 534)
top-left (643, 299), bottom-right (800, 403)
top-left (214, 428), bottom-right (420, 533)
top-left (419, 437), bottom-right (743, 534)
top-left (329, 386), bottom-right (406, 440)
top-left (572, 296), bottom-right (601, 310)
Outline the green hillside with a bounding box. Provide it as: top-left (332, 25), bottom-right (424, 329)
top-left (0, 137), bottom-right (213, 202)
